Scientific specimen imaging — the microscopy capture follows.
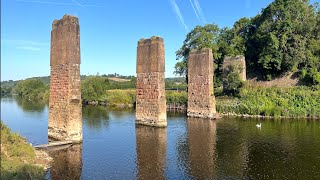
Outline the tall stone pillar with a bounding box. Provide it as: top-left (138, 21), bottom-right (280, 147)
top-left (187, 48), bottom-right (219, 119)
top-left (48, 14), bottom-right (82, 142)
top-left (136, 36), bottom-right (166, 127)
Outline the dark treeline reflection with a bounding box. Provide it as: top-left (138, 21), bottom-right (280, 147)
top-left (82, 106), bottom-right (109, 129)
top-left (15, 96), bottom-right (46, 112)
top-left (135, 125), bottom-right (167, 179)
top-left (47, 144), bottom-right (82, 180)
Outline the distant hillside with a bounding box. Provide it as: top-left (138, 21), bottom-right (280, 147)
top-left (1, 75), bottom-right (186, 94)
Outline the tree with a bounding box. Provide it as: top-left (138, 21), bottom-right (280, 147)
top-left (175, 24), bottom-right (221, 77)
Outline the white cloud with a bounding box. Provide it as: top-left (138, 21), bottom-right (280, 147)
top-left (16, 46), bottom-right (41, 51)
top-left (169, 0), bottom-right (188, 30)
top-left (2, 39), bottom-right (48, 51)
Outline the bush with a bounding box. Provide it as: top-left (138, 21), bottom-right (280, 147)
top-left (13, 79), bottom-right (48, 100)
top-left (81, 76), bottom-right (109, 101)
top-left (223, 65), bottom-right (244, 96)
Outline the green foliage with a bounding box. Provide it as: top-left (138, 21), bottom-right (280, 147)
top-left (166, 91), bottom-right (188, 105)
top-left (105, 90), bottom-right (136, 107)
top-left (223, 65), bottom-right (244, 96)
top-left (13, 79), bottom-right (48, 100)
top-left (1, 122), bottom-right (44, 180)
top-left (81, 76), bottom-right (109, 101)
top-left (216, 86), bottom-right (320, 117)
top-left (175, 24), bottom-right (221, 77)
top-left (175, 0), bottom-right (320, 86)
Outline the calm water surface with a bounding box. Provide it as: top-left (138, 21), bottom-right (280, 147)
top-left (1, 96), bottom-right (320, 179)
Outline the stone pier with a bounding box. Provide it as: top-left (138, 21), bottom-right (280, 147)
top-left (48, 15), bottom-right (82, 142)
top-left (222, 55), bottom-right (246, 91)
top-left (187, 48), bottom-right (219, 119)
top-left (136, 36), bottom-right (167, 127)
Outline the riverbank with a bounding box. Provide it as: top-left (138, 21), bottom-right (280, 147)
top-left (216, 86), bottom-right (320, 119)
top-left (0, 122), bottom-right (52, 180)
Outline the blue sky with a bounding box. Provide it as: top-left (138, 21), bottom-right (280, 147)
top-left (3, 0), bottom-right (311, 81)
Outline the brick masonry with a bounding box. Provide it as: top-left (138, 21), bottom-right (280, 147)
top-left (136, 36), bottom-right (167, 127)
top-left (187, 48), bottom-right (219, 119)
top-left (48, 14), bottom-right (82, 142)
top-left (136, 125), bottom-right (166, 179)
top-left (223, 55), bottom-right (246, 91)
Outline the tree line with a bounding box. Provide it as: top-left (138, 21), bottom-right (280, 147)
top-left (175, 0), bottom-right (320, 86)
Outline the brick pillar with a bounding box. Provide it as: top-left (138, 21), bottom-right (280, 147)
top-left (136, 125), bottom-right (166, 179)
top-left (223, 55), bottom-right (246, 91)
top-left (187, 48), bottom-right (219, 119)
top-left (136, 36), bottom-right (167, 127)
top-left (48, 14), bottom-right (82, 142)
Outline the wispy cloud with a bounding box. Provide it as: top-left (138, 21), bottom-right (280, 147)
top-left (189, 0), bottom-right (207, 24)
top-left (16, 46), bottom-right (41, 51)
top-left (2, 39), bottom-right (48, 51)
top-left (169, 0), bottom-right (188, 30)
top-left (15, 0), bottom-right (104, 7)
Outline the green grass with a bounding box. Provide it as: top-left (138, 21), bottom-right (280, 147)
top-left (216, 86), bottom-right (320, 118)
top-left (0, 122), bottom-right (45, 180)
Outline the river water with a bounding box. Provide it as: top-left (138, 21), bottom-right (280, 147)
top-left (1, 96), bottom-right (320, 179)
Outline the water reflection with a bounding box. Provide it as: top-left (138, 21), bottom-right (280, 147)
top-left (135, 125), bottom-right (167, 179)
top-left (187, 118), bottom-right (217, 179)
top-left (15, 97), bottom-right (46, 112)
top-left (47, 144), bottom-right (82, 180)
top-left (82, 106), bottom-right (109, 129)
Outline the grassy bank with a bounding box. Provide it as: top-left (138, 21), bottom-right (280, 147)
top-left (216, 86), bottom-right (320, 118)
top-left (1, 122), bottom-right (51, 180)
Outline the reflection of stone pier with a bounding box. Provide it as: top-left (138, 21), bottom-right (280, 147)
top-left (48, 14), bottom-right (82, 142)
top-left (136, 36), bottom-right (167, 127)
top-left (135, 125), bottom-right (167, 179)
top-left (48, 144), bottom-right (82, 180)
top-left (187, 49), bottom-right (219, 119)
top-left (187, 117), bottom-right (217, 179)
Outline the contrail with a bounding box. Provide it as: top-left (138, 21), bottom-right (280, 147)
top-left (169, 0), bottom-right (188, 30)
top-left (72, 0), bottom-right (83, 7)
top-left (193, 0), bottom-right (207, 24)
top-left (188, 0), bottom-right (200, 22)
top-left (16, 0), bottom-right (104, 7)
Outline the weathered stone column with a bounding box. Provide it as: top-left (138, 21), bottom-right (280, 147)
top-left (48, 14), bottom-right (82, 142)
top-left (187, 48), bottom-right (219, 119)
top-left (223, 55), bottom-right (246, 91)
top-left (136, 36), bottom-right (166, 127)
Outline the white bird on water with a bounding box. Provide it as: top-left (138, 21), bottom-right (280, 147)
top-left (256, 123), bottom-right (262, 128)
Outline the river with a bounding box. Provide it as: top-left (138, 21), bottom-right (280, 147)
top-left (1, 96), bottom-right (320, 179)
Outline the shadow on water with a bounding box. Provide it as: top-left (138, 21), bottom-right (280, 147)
top-left (45, 144), bottom-right (82, 180)
top-left (135, 125), bottom-right (167, 179)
